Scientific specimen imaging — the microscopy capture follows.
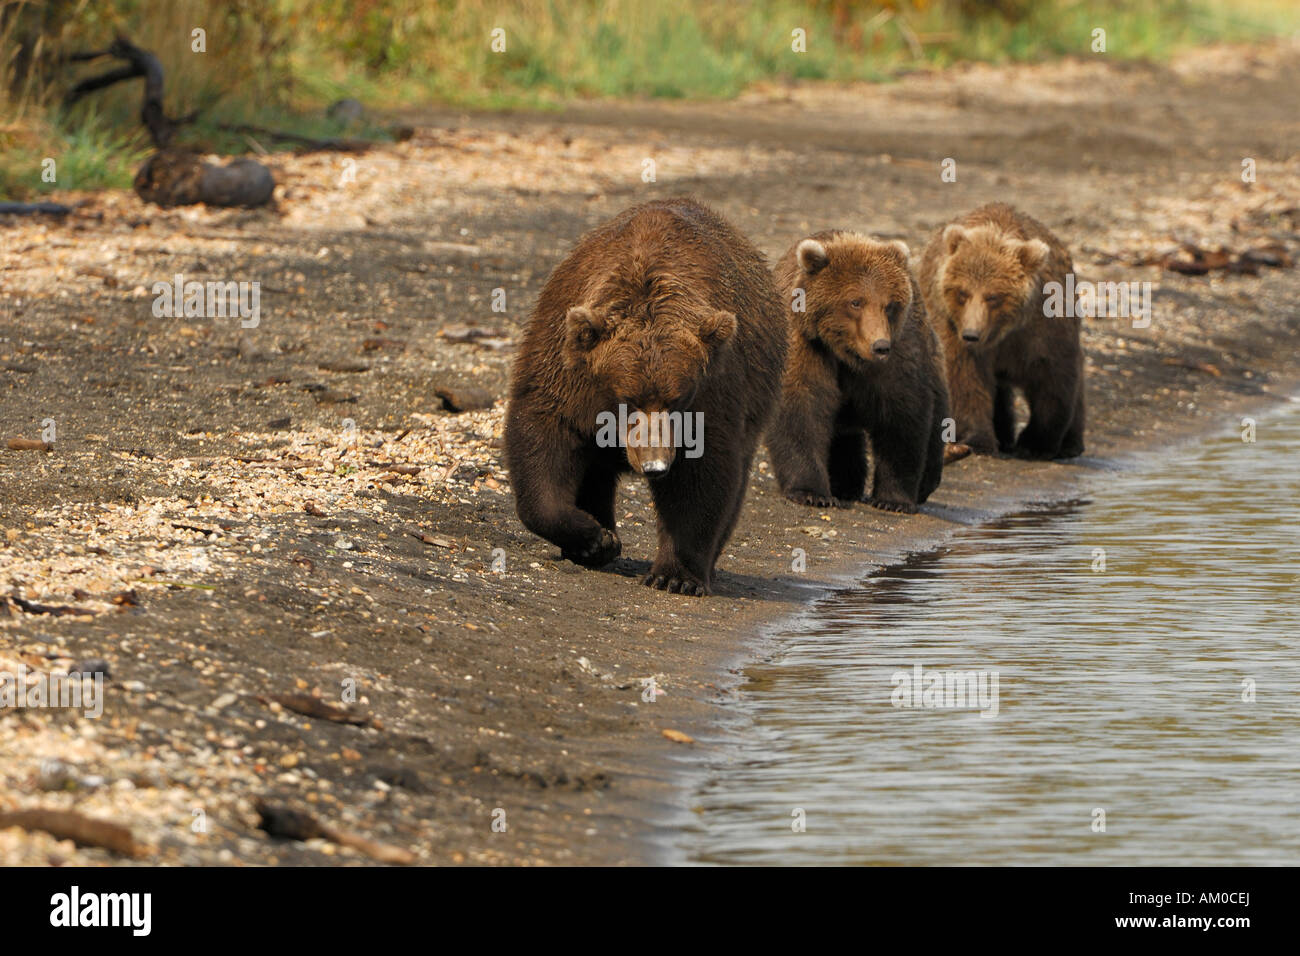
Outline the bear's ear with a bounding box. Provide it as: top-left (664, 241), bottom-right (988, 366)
top-left (564, 306), bottom-right (606, 356)
top-left (942, 224), bottom-right (966, 255)
top-left (698, 309), bottom-right (738, 352)
top-left (797, 238), bottom-right (830, 275)
top-left (885, 239), bottom-right (911, 262)
top-left (1017, 238), bottom-right (1051, 273)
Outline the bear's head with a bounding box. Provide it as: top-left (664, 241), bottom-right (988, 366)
top-left (937, 223), bottom-right (1050, 348)
top-left (564, 296), bottom-right (736, 476)
top-left (792, 233), bottom-right (913, 368)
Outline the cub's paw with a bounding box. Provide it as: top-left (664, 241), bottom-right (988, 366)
top-left (1009, 443), bottom-right (1057, 461)
top-left (866, 496), bottom-right (918, 515)
top-left (562, 528), bottom-right (621, 567)
top-left (785, 490), bottom-right (851, 510)
top-left (641, 567), bottom-right (709, 597)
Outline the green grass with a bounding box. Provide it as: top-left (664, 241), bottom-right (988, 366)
top-left (2, 0), bottom-right (1298, 196)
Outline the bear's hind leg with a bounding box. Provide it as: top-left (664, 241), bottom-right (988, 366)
top-left (866, 423), bottom-right (926, 514)
top-left (1015, 378), bottom-right (1074, 459)
top-left (1059, 382), bottom-right (1086, 458)
top-left (993, 383), bottom-right (1018, 452)
top-left (828, 430), bottom-right (868, 502)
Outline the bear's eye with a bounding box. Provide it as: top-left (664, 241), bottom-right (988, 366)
top-left (849, 298), bottom-right (865, 310)
top-left (985, 294), bottom-right (1003, 308)
top-left (885, 302), bottom-right (902, 321)
top-left (953, 290), bottom-right (969, 305)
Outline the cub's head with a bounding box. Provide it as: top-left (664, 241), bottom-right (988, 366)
top-left (563, 295), bottom-right (735, 476)
top-left (937, 223), bottom-right (1050, 348)
top-left (790, 233), bottom-right (913, 368)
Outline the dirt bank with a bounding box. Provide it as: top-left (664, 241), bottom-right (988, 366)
top-left (1, 42), bottom-right (1298, 865)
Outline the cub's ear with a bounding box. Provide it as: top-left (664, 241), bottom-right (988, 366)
top-left (1017, 238), bottom-right (1051, 273)
top-left (942, 224), bottom-right (966, 255)
top-left (885, 239), bottom-right (911, 261)
top-left (564, 306), bottom-right (606, 357)
top-left (796, 238), bottom-right (830, 275)
top-left (699, 309), bottom-right (738, 352)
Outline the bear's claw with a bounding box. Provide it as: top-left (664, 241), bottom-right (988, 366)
top-left (866, 496), bottom-right (918, 514)
top-left (786, 490), bottom-right (851, 510)
top-left (641, 572), bottom-right (709, 597)
top-left (563, 528), bottom-right (621, 567)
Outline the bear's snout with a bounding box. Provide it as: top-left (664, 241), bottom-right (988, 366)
top-left (871, 338), bottom-right (892, 357)
top-left (627, 441), bottom-right (676, 477)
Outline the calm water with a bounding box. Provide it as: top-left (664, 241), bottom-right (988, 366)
top-left (682, 402), bottom-right (1300, 865)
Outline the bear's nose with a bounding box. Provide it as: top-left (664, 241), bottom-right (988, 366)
top-left (961, 330), bottom-right (981, 343)
top-left (871, 338), bottom-right (891, 356)
top-left (641, 459), bottom-right (670, 476)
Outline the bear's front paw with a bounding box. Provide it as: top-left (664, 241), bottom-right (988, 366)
top-left (562, 528), bottom-right (621, 567)
top-left (785, 490), bottom-right (850, 510)
top-left (641, 568), bottom-right (709, 597)
top-left (866, 496), bottom-right (918, 515)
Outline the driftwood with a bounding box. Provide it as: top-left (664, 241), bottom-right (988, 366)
top-left (65, 36), bottom-right (193, 148)
top-left (133, 148), bottom-right (274, 208)
top-left (0, 809), bottom-right (141, 857)
top-left (66, 35), bottom-right (275, 207)
top-left (0, 201), bottom-right (71, 217)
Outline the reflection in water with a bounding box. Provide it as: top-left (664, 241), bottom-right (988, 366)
top-left (684, 407), bottom-right (1300, 865)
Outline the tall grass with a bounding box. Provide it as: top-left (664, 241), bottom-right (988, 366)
top-left (2, 0), bottom-right (1298, 196)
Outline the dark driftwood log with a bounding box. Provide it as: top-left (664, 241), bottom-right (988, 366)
top-left (0, 202), bottom-right (72, 217)
top-left (65, 35), bottom-right (187, 148)
top-left (133, 149), bottom-right (275, 208)
top-left (67, 35), bottom-right (275, 207)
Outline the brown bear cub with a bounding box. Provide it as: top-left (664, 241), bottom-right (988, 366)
top-left (766, 231), bottom-right (949, 514)
top-left (504, 198), bottom-right (787, 596)
top-left (919, 203), bottom-right (1085, 459)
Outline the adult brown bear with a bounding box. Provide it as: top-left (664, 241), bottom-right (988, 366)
top-left (504, 198), bottom-right (787, 596)
top-left (919, 203), bottom-right (1084, 459)
top-left (766, 231), bottom-right (949, 513)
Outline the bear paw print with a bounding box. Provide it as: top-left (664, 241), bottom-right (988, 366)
top-left (563, 528), bottom-right (622, 567)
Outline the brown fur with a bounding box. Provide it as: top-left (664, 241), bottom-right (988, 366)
top-left (919, 203), bottom-right (1085, 458)
top-left (766, 231), bottom-right (950, 513)
top-left (504, 198), bottom-right (787, 596)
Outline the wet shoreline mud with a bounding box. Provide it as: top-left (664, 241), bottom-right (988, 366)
top-left (2, 43), bottom-right (1300, 864)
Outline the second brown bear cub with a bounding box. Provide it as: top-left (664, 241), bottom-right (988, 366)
top-left (919, 203), bottom-right (1084, 459)
top-left (766, 232), bottom-right (949, 513)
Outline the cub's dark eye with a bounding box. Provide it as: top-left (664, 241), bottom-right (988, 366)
top-left (985, 294), bottom-right (1003, 308)
top-left (849, 298), bottom-right (865, 309)
top-left (953, 290), bottom-right (969, 305)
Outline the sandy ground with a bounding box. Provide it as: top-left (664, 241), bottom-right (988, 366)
top-left (1, 41), bottom-right (1299, 865)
